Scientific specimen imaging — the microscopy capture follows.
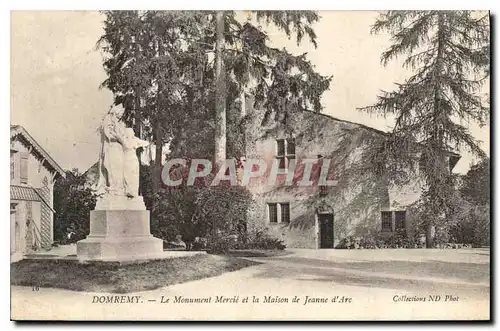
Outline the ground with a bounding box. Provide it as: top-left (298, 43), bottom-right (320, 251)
top-left (11, 248), bottom-right (490, 321)
top-left (11, 254), bottom-right (258, 293)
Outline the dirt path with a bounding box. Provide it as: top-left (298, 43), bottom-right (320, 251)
top-left (11, 249), bottom-right (490, 321)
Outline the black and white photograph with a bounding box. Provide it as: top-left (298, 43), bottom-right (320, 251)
top-left (9, 9), bottom-right (491, 321)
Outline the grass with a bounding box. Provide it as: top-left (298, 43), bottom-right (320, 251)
top-left (11, 254), bottom-right (259, 293)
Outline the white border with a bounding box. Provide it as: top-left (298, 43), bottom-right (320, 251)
top-left (2, 1), bottom-right (497, 329)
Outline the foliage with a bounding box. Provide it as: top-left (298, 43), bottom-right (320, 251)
top-left (460, 157), bottom-right (490, 206)
top-left (144, 169), bottom-right (254, 250)
top-left (449, 203), bottom-right (489, 247)
top-left (97, 10), bottom-right (332, 163)
top-left (208, 228), bottom-right (286, 254)
top-left (53, 169), bottom-right (96, 244)
top-left (361, 11), bottom-right (490, 247)
top-left (98, 11), bottom-right (332, 235)
top-left (447, 157), bottom-right (490, 247)
top-left (234, 229), bottom-right (287, 250)
top-left (206, 235), bottom-right (236, 254)
top-left (337, 230), bottom-right (423, 249)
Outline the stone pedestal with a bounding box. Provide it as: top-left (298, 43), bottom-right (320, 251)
top-left (77, 208), bottom-right (163, 262)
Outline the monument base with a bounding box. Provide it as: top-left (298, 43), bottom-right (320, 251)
top-left (77, 209), bottom-right (163, 262)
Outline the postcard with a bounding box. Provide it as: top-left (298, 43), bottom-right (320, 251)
top-left (10, 10), bottom-right (490, 321)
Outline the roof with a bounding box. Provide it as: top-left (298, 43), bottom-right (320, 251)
top-left (82, 162), bottom-right (98, 179)
top-left (10, 185), bottom-right (57, 213)
top-left (301, 109), bottom-right (389, 136)
top-left (10, 125), bottom-right (66, 178)
top-left (11, 185), bottom-right (40, 201)
top-left (300, 109), bottom-right (461, 170)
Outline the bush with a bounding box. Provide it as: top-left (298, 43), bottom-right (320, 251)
top-left (207, 235), bottom-right (235, 254)
top-left (337, 230), bottom-right (421, 249)
top-left (53, 169), bottom-right (96, 244)
top-left (449, 203), bottom-right (490, 248)
top-left (234, 229), bottom-right (286, 250)
top-left (208, 229), bottom-right (286, 254)
top-left (149, 175), bottom-right (254, 250)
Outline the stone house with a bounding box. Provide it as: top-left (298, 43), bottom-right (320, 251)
top-left (10, 125), bottom-right (66, 261)
top-left (242, 103), bottom-right (460, 249)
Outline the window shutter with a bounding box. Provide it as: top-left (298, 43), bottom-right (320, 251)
top-left (10, 154), bottom-right (15, 180)
top-left (20, 153), bottom-right (29, 184)
top-left (276, 139), bottom-right (285, 156)
top-left (286, 138), bottom-right (296, 155)
top-left (280, 203), bottom-right (290, 223)
top-left (381, 211), bottom-right (392, 232)
top-left (395, 211), bottom-right (406, 230)
top-left (268, 203), bottom-right (278, 223)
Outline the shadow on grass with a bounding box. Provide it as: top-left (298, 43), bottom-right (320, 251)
top-left (290, 268), bottom-right (489, 299)
top-left (251, 257), bottom-right (490, 299)
top-left (266, 256), bottom-right (490, 284)
top-left (11, 255), bottom-right (260, 294)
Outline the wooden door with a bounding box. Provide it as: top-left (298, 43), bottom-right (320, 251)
top-left (319, 213), bottom-right (334, 248)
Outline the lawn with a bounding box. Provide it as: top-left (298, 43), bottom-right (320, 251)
top-left (11, 254), bottom-right (259, 293)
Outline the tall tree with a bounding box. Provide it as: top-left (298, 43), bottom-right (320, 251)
top-left (362, 11), bottom-right (490, 247)
top-left (53, 169), bottom-right (96, 243)
top-left (460, 156), bottom-right (490, 206)
top-left (214, 11), bottom-right (227, 165)
top-left (99, 10), bottom-right (331, 168)
top-left (97, 11), bottom-right (331, 237)
top-left (448, 157), bottom-right (490, 247)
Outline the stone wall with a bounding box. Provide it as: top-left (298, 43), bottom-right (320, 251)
top-left (244, 107), bottom-right (425, 248)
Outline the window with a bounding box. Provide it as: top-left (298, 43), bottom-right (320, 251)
top-left (10, 154), bottom-right (15, 180)
top-left (277, 139), bottom-right (285, 156)
top-left (281, 203), bottom-right (290, 223)
top-left (381, 211), bottom-right (392, 232)
top-left (20, 153), bottom-right (28, 184)
top-left (26, 201), bottom-right (32, 220)
top-left (267, 202), bottom-right (291, 224)
top-left (268, 203), bottom-right (278, 223)
top-left (395, 211), bottom-right (406, 230)
top-left (286, 139), bottom-right (295, 155)
top-left (381, 211), bottom-right (407, 232)
top-left (276, 138), bottom-right (296, 171)
top-left (317, 154), bottom-right (328, 196)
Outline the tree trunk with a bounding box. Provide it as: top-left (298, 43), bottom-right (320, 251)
top-left (151, 37), bottom-right (165, 233)
top-left (425, 222), bottom-right (434, 249)
top-left (152, 39), bottom-right (164, 197)
top-left (153, 123), bottom-right (163, 194)
top-left (426, 12), bottom-right (446, 249)
top-left (214, 11), bottom-right (227, 166)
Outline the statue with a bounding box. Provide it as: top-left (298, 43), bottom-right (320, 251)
top-left (123, 128), bottom-right (149, 197)
top-left (94, 105), bottom-right (148, 209)
top-left (77, 104), bottom-right (163, 261)
top-left (95, 105), bottom-right (127, 197)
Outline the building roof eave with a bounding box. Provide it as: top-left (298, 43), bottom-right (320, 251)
top-left (10, 125), bottom-right (66, 178)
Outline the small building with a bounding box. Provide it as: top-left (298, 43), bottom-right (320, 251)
top-left (10, 125), bottom-right (66, 261)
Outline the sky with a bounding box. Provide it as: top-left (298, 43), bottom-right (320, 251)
top-left (10, 11), bottom-right (490, 174)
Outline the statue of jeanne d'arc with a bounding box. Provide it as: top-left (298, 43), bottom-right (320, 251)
top-left (95, 104), bottom-right (150, 199)
top-left (95, 105), bottom-right (127, 197)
